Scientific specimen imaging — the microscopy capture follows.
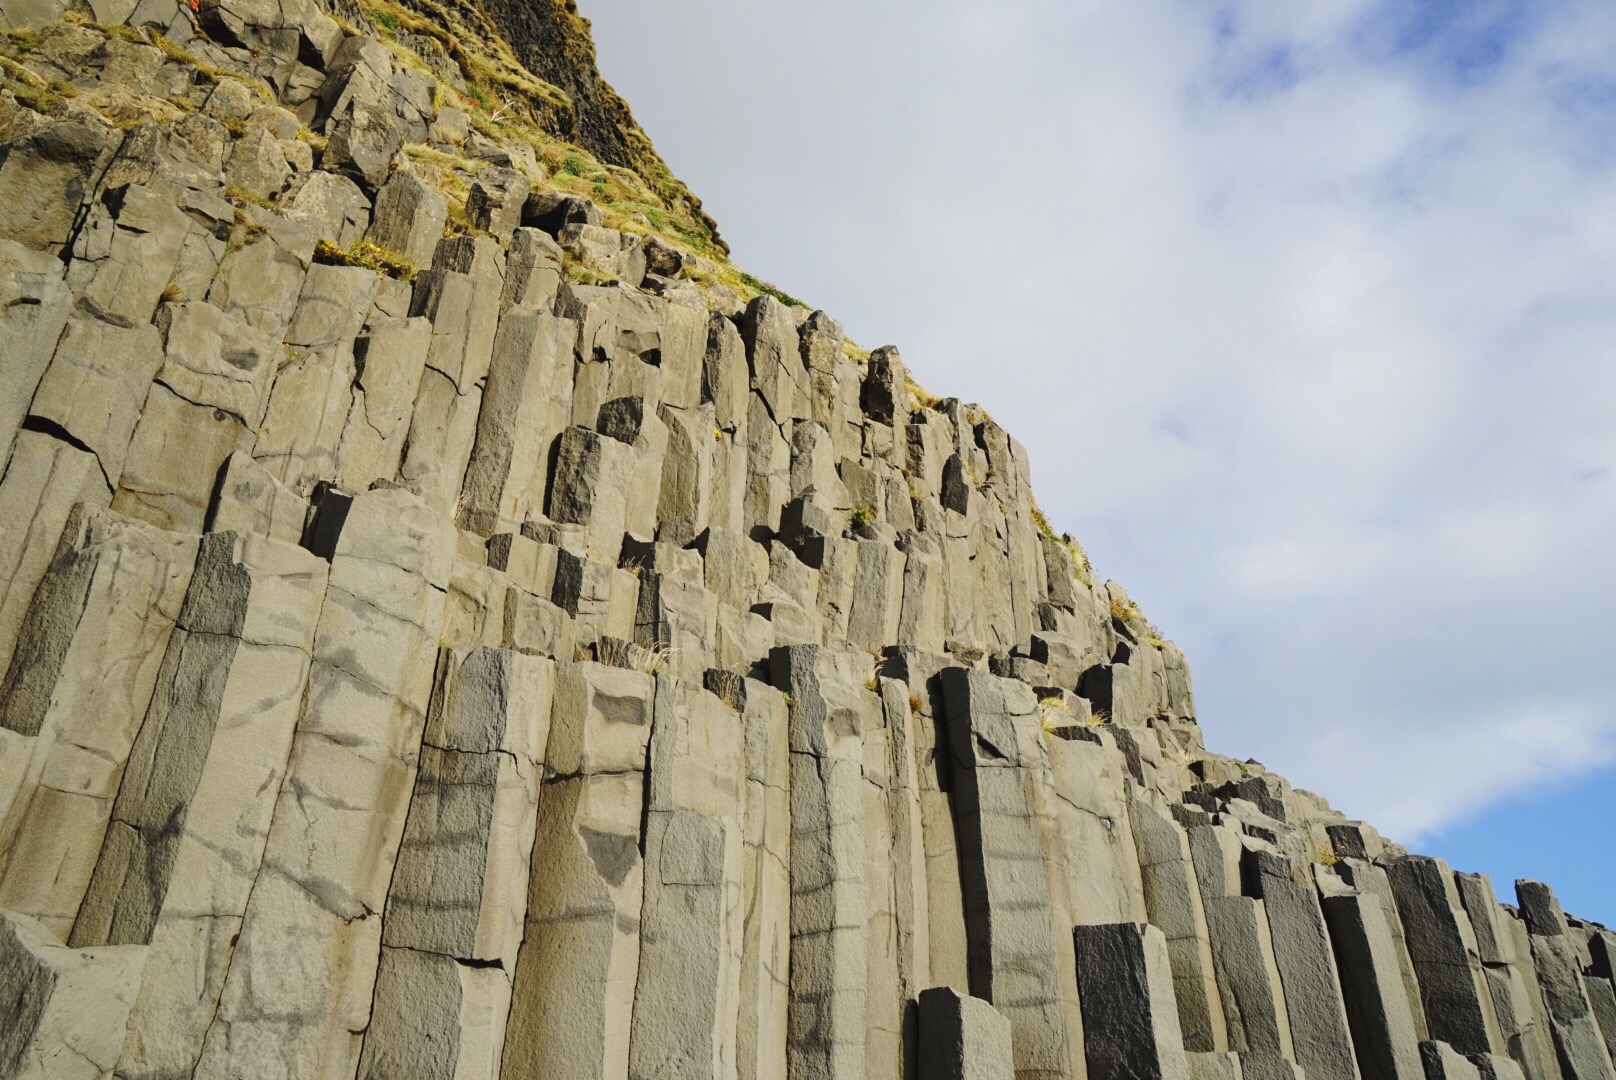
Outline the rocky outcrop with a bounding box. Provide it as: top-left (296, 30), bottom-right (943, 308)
top-left (0, 2), bottom-right (1612, 1080)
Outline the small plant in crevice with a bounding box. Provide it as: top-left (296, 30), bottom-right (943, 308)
top-left (313, 238), bottom-right (417, 281)
top-left (1109, 596), bottom-right (1143, 624)
top-left (1037, 696), bottom-right (1071, 738)
top-left (638, 642), bottom-right (675, 675)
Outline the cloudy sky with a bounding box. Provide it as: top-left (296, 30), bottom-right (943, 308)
top-left (585, 0), bottom-right (1616, 920)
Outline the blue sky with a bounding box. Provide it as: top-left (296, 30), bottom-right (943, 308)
top-left (585, 0), bottom-right (1616, 923)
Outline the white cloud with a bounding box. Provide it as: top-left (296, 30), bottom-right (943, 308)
top-left (585, 0), bottom-right (1616, 844)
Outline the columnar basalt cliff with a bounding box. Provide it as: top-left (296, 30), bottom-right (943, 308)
top-left (0, 3), bottom-right (1610, 1080)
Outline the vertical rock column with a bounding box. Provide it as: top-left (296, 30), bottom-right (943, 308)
top-left (65, 532), bottom-right (328, 1080)
top-left (358, 647), bottom-right (555, 1080)
top-left (1385, 856), bottom-right (1504, 1058)
top-left (1454, 873), bottom-right (1558, 1080)
top-left (940, 666), bottom-right (1073, 1080)
top-left (1515, 881), bottom-right (1616, 1080)
top-left (192, 486), bottom-right (455, 1080)
top-left (735, 678), bottom-right (792, 1080)
top-left (772, 644), bottom-right (872, 1080)
top-left (1248, 851), bottom-right (1360, 1080)
top-left (627, 675), bottom-right (747, 1080)
top-left (1131, 797), bottom-right (1228, 1053)
top-left (1072, 922), bottom-right (1192, 1080)
top-left (1200, 894), bottom-right (1296, 1061)
top-left (501, 662), bottom-right (656, 1080)
top-left (879, 673), bottom-right (935, 1071)
top-left (1319, 892), bottom-right (1424, 1080)
top-left (918, 986), bottom-right (1016, 1080)
top-left (890, 649), bottom-right (972, 997)
top-left (458, 306), bottom-right (576, 536)
top-left (0, 507), bottom-right (197, 938)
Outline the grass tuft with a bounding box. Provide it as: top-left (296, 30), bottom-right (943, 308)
top-left (313, 238), bottom-right (417, 280)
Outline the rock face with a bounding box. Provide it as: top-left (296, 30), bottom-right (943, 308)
top-left (0, 3), bottom-right (1611, 1080)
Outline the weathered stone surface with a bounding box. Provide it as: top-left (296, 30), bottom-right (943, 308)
top-left (524, 189), bottom-right (602, 233)
top-left (283, 168), bottom-right (371, 245)
top-left (0, 23), bottom-right (1606, 1078)
top-left (1386, 857), bottom-right (1503, 1057)
top-left (468, 166), bottom-right (531, 241)
top-left (1189, 1053), bottom-right (1246, 1080)
top-left (627, 675), bottom-right (746, 1080)
top-left (192, 487), bottom-right (453, 1080)
top-left (736, 679), bottom-right (792, 1080)
top-left (1249, 850), bottom-right (1360, 1080)
top-left (66, 532), bottom-right (326, 1079)
top-left (940, 666), bottom-right (1073, 1079)
top-left (1323, 892), bottom-right (1426, 1080)
top-left (553, 548), bottom-right (637, 642)
top-left (366, 169), bottom-right (448, 268)
top-left (919, 986), bottom-right (1016, 1080)
top-left (332, 313), bottom-right (432, 490)
top-left (0, 240), bottom-right (72, 463)
top-left (28, 313), bottom-right (164, 489)
top-left (1515, 880), bottom-right (1616, 1080)
top-left (1203, 895), bottom-right (1296, 1060)
top-left (1073, 922), bottom-right (1192, 1080)
top-left (323, 99), bottom-right (406, 192)
top-left (1132, 796), bottom-right (1227, 1053)
top-left (1453, 873), bottom-right (1558, 1080)
top-left (0, 431), bottom-right (108, 668)
top-left (0, 509), bottom-right (195, 937)
top-left (549, 424), bottom-right (636, 564)
top-left (401, 265), bottom-right (501, 512)
top-left (772, 644), bottom-right (873, 1080)
top-left (657, 400), bottom-right (714, 546)
top-left (1419, 1041), bottom-right (1483, 1080)
top-left (359, 647), bottom-right (553, 1078)
top-left (743, 295), bottom-right (806, 425)
top-left (502, 663), bottom-right (655, 1080)
top-left (207, 217), bottom-right (318, 341)
top-left (1586, 978), bottom-right (1616, 1069)
top-left (114, 380), bottom-right (255, 533)
top-left (1239, 1055), bottom-right (1305, 1080)
top-left (0, 122), bottom-right (115, 254)
top-left (559, 222), bottom-right (646, 285)
top-left (459, 307), bottom-right (574, 536)
top-left (1337, 856), bottom-right (1432, 1043)
top-left (0, 910), bottom-right (145, 1080)
top-left (503, 226), bottom-right (564, 309)
top-left (634, 570), bottom-right (717, 679)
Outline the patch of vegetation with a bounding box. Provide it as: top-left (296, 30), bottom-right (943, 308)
top-left (313, 238), bottom-right (417, 280)
top-left (223, 185), bottom-right (277, 210)
top-left (1038, 697), bottom-right (1072, 737)
top-left (1109, 596), bottom-right (1144, 624)
top-left (905, 381), bottom-right (941, 413)
top-left (737, 271), bottom-right (804, 309)
top-left (851, 506), bottom-right (875, 527)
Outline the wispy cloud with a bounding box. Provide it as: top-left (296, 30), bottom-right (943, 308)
top-left (586, 0), bottom-right (1616, 844)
